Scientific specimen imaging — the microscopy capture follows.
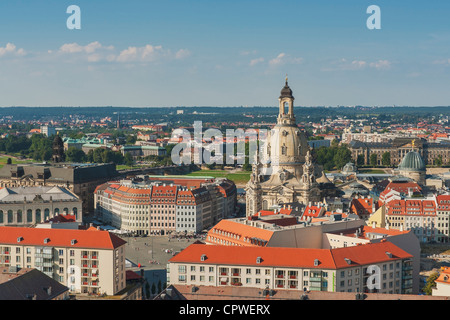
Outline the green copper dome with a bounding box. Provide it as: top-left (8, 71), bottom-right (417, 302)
top-left (398, 151), bottom-right (425, 171)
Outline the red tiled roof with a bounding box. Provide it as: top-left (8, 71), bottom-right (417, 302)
top-left (169, 242), bottom-right (412, 269)
top-left (0, 226), bottom-right (126, 250)
top-left (206, 219), bottom-right (274, 247)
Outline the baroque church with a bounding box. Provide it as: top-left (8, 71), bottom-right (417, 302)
top-left (245, 79), bottom-right (332, 216)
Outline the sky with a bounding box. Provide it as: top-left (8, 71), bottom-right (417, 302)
top-left (0, 0), bottom-right (449, 107)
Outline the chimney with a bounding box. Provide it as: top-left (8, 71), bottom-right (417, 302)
top-left (372, 221), bottom-right (376, 228)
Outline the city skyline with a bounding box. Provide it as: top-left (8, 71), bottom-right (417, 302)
top-left (0, 1), bottom-right (449, 107)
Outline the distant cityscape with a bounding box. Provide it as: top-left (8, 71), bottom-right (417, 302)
top-left (0, 80), bottom-right (449, 301)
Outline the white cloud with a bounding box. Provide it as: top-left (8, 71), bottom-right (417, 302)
top-left (269, 53), bottom-right (286, 66)
top-left (115, 44), bottom-right (165, 63)
top-left (268, 53), bottom-right (303, 66)
top-left (351, 60), bottom-right (367, 69)
top-left (369, 60), bottom-right (391, 70)
top-left (175, 49), bottom-right (191, 60)
top-left (323, 58), bottom-right (391, 71)
top-left (59, 41), bottom-right (112, 54)
top-left (433, 59), bottom-right (450, 66)
top-left (249, 57), bottom-right (264, 66)
top-left (0, 43), bottom-right (26, 57)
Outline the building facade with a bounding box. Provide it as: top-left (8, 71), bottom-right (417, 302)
top-left (0, 186), bottom-right (82, 227)
top-left (0, 163), bottom-right (118, 215)
top-left (0, 226), bottom-right (127, 296)
top-left (349, 137), bottom-right (450, 167)
top-left (167, 242), bottom-right (414, 294)
top-left (245, 80), bottom-right (327, 216)
top-left (94, 176), bottom-right (236, 236)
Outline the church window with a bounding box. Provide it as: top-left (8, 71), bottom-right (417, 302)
top-left (281, 145), bottom-right (287, 156)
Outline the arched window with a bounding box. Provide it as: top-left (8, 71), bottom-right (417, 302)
top-left (63, 208), bottom-right (69, 215)
top-left (54, 208), bottom-right (60, 216)
top-left (73, 207), bottom-right (78, 219)
top-left (27, 209), bottom-right (33, 223)
top-left (17, 210), bottom-right (22, 223)
top-left (0, 210), bottom-right (3, 224)
top-left (7, 210), bottom-right (13, 223)
top-left (36, 209), bottom-right (41, 223)
top-left (44, 209), bottom-right (50, 221)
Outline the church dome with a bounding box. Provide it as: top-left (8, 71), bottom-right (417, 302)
top-left (341, 162), bottom-right (357, 174)
top-left (398, 151), bottom-right (425, 172)
top-left (280, 83), bottom-right (293, 99)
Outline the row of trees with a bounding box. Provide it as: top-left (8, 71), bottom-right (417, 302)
top-left (312, 141), bottom-right (352, 171)
top-left (0, 134), bottom-right (53, 161)
top-left (66, 147), bottom-right (134, 166)
top-left (356, 152), bottom-right (392, 167)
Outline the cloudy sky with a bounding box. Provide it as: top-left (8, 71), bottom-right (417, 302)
top-left (0, 0), bottom-right (449, 107)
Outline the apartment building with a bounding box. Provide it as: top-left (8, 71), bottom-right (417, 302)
top-left (167, 241), bottom-right (414, 294)
top-left (95, 176), bottom-right (236, 236)
top-left (0, 226), bottom-right (127, 296)
top-left (380, 194), bottom-right (450, 243)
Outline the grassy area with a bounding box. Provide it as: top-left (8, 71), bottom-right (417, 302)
top-left (0, 155), bottom-right (34, 168)
top-left (187, 169), bottom-right (251, 184)
top-left (358, 169), bottom-right (386, 174)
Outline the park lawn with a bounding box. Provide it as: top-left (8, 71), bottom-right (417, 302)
top-left (358, 169), bottom-right (386, 174)
top-left (187, 170), bottom-right (251, 184)
top-left (0, 155), bottom-right (34, 168)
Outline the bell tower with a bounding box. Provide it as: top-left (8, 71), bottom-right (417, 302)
top-left (277, 75), bottom-right (295, 126)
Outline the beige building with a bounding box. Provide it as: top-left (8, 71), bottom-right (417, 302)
top-left (0, 163), bottom-right (118, 215)
top-left (0, 226), bottom-right (127, 296)
top-left (349, 137), bottom-right (450, 167)
top-left (0, 186), bottom-right (82, 226)
top-left (168, 241), bottom-right (414, 294)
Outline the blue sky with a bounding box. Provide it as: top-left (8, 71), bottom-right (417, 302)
top-left (0, 0), bottom-right (449, 107)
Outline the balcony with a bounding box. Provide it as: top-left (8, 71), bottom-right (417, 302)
top-left (276, 274), bottom-right (285, 279)
top-left (309, 285), bottom-right (322, 291)
top-left (289, 284), bottom-right (298, 289)
top-left (289, 275), bottom-right (297, 279)
top-left (309, 277), bottom-right (322, 282)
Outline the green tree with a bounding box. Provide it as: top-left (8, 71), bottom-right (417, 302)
top-left (124, 152), bottom-right (134, 167)
top-left (381, 152), bottom-right (391, 166)
top-left (435, 155), bottom-right (443, 166)
top-left (66, 147), bottom-right (87, 163)
top-left (356, 154), bottom-right (365, 166)
top-left (370, 153), bottom-right (378, 167)
top-left (423, 271), bottom-right (439, 295)
top-left (6, 158), bottom-right (12, 164)
top-left (333, 146), bottom-right (352, 170)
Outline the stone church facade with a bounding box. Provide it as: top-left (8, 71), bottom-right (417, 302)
top-left (245, 79), bottom-right (328, 216)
